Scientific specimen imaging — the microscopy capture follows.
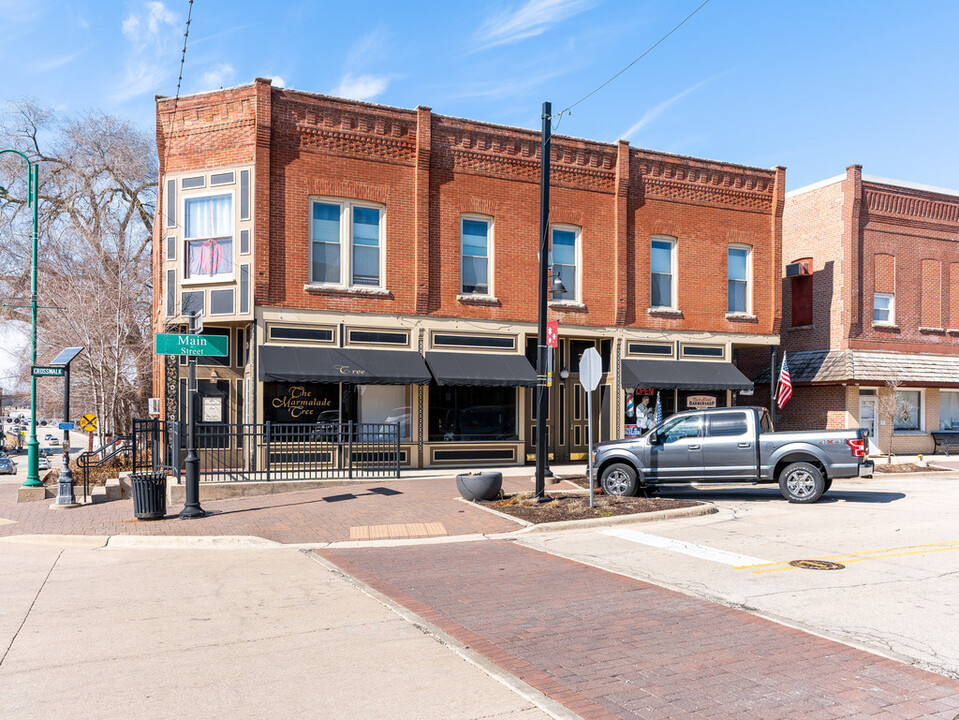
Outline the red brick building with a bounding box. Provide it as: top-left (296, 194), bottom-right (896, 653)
top-left (770, 164), bottom-right (959, 455)
top-left (153, 78), bottom-right (783, 468)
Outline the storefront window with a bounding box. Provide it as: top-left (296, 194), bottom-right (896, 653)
top-left (940, 392), bottom-right (959, 430)
top-left (894, 390), bottom-right (921, 431)
top-left (428, 385), bottom-right (517, 441)
top-left (263, 382), bottom-right (341, 424)
top-left (358, 385), bottom-right (411, 440)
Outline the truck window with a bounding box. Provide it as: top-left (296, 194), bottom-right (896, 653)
top-left (707, 412), bottom-right (748, 437)
top-left (659, 415), bottom-right (701, 443)
top-left (760, 412), bottom-right (772, 434)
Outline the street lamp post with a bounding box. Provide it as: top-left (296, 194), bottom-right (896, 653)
top-left (0, 149), bottom-right (42, 488)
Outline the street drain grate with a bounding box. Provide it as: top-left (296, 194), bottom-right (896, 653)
top-left (789, 559), bottom-right (845, 570)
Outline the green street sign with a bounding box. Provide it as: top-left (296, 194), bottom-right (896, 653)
top-left (32, 366), bottom-right (65, 377)
top-left (155, 333), bottom-right (229, 357)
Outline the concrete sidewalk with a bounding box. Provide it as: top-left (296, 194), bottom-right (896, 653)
top-left (0, 542), bottom-right (562, 720)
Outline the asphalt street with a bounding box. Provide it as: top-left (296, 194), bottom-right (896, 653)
top-left (514, 474), bottom-right (959, 679)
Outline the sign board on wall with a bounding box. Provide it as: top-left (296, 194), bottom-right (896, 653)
top-left (686, 395), bottom-right (718, 410)
top-left (624, 424), bottom-right (644, 438)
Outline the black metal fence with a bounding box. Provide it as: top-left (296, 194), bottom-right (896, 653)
top-left (131, 419), bottom-right (401, 482)
top-left (132, 418), bottom-right (181, 480)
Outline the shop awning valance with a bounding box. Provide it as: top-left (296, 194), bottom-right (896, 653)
top-left (425, 352), bottom-right (538, 387)
top-left (620, 359), bottom-right (753, 391)
top-left (259, 346), bottom-right (432, 385)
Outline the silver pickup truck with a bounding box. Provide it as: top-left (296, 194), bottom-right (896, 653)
top-left (593, 406), bottom-right (873, 503)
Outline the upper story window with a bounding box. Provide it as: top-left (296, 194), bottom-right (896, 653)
top-left (550, 225), bottom-right (579, 301)
top-left (310, 199), bottom-right (383, 288)
top-left (461, 216), bottom-right (490, 295)
top-left (650, 237), bottom-right (676, 309)
top-left (185, 194), bottom-right (234, 280)
top-left (727, 245), bottom-right (751, 313)
top-left (874, 293), bottom-right (895, 325)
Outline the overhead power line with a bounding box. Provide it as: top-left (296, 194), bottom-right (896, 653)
top-left (552, 0), bottom-right (713, 122)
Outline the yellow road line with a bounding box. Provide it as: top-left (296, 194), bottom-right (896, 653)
top-left (734, 540), bottom-right (959, 570)
top-left (746, 544), bottom-right (959, 574)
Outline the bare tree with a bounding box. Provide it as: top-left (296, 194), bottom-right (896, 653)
top-left (0, 100), bottom-right (156, 435)
top-left (878, 377), bottom-right (911, 463)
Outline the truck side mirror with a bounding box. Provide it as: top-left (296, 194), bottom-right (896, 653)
top-left (648, 431), bottom-right (660, 445)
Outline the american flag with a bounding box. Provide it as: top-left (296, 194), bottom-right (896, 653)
top-left (654, 392), bottom-right (663, 426)
top-left (776, 353), bottom-right (793, 409)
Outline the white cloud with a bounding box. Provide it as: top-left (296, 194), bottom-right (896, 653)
top-left (475, 0), bottom-right (595, 50)
top-left (35, 47), bottom-right (90, 73)
top-left (619, 79), bottom-right (712, 141)
top-left (332, 73), bottom-right (391, 101)
top-left (200, 63), bottom-right (236, 90)
top-left (450, 70), bottom-right (566, 101)
top-left (114, 1), bottom-right (181, 103)
top-left (347, 29), bottom-right (390, 69)
top-left (270, 76), bottom-right (287, 88)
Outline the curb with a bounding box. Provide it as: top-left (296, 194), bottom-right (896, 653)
top-left (0, 534), bottom-right (108, 548)
top-left (104, 535), bottom-right (284, 550)
top-left (507, 502), bottom-right (717, 534)
top-left (306, 550), bottom-right (585, 720)
top-left (458, 494), bottom-right (717, 535)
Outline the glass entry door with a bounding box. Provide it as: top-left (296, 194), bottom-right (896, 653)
top-left (859, 395), bottom-right (879, 455)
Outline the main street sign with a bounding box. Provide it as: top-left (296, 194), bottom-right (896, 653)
top-left (32, 366), bottom-right (65, 377)
top-left (155, 333), bottom-right (229, 357)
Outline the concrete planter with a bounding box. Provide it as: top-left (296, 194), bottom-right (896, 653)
top-left (456, 471), bottom-right (503, 501)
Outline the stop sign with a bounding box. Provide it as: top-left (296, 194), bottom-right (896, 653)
top-left (579, 347), bottom-right (602, 391)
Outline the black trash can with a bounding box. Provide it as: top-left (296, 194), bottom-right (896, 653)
top-left (131, 472), bottom-right (167, 520)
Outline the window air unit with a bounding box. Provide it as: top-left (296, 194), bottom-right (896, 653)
top-left (786, 261), bottom-right (811, 277)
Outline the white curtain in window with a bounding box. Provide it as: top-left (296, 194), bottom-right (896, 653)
top-left (186, 196), bottom-right (233, 239)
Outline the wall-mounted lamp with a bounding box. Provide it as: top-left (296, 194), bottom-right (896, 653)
top-left (550, 271), bottom-right (567, 296)
top-left (210, 369), bottom-right (219, 381)
top-left (559, 369), bottom-right (570, 379)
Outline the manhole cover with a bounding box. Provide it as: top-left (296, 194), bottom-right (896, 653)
top-left (789, 559), bottom-right (845, 570)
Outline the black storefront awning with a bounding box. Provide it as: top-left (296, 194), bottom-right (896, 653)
top-left (425, 352), bottom-right (538, 387)
top-left (620, 359), bottom-right (753, 391)
top-left (259, 346), bottom-right (432, 385)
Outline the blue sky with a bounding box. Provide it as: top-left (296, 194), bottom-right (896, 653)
top-left (3, 0), bottom-right (959, 191)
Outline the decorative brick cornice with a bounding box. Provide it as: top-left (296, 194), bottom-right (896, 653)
top-left (274, 97), bottom-right (417, 164)
top-left (635, 156), bottom-right (775, 213)
top-left (864, 186), bottom-right (959, 229)
top-left (434, 121), bottom-right (618, 192)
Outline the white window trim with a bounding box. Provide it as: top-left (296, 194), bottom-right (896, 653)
top-left (893, 388), bottom-right (924, 433)
top-left (874, 292), bottom-right (895, 326)
top-left (308, 197), bottom-right (386, 291)
top-left (939, 390), bottom-right (959, 431)
top-left (181, 190), bottom-right (236, 286)
top-left (650, 236), bottom-right (677, 310)
top-left (550, 224), bottom-right (581, 303)
top-left (460, 214), bottom-right (494, 298)
top-left (727, 244), bottom-right (752, 315)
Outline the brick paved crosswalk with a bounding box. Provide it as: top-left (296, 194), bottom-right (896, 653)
top-left (321, 540), bottom-right (959, 720)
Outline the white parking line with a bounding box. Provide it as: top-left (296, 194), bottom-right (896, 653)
top-left (600, 528), bottom-right (770, 567)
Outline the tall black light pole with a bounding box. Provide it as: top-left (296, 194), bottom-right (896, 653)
top-left (180, 311), bottom-right (205, 518)
top-left (535, 102), bottom-right (552, 501)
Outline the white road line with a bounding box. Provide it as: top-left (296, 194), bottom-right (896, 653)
top-left (600, 528), bottom-right (770, 567)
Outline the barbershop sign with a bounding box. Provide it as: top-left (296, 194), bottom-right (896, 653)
top-left (686, 395), bottom-right (718, 410)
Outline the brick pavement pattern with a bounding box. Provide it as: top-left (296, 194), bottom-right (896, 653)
top-left (0, 477), bottom-right (523, 543)
top-left (321, 541), bottom-right (959, 720)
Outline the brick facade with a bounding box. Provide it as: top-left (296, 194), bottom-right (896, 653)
top-left (773, 165), bottom-right (959, 454)
top-left (153, 79), bottom-right (783, 467)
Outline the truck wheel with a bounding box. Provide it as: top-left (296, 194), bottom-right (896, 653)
top-left (601, 463), bottom-right (639, 497)
top-left (778, 462), bottom-right (825, 503)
